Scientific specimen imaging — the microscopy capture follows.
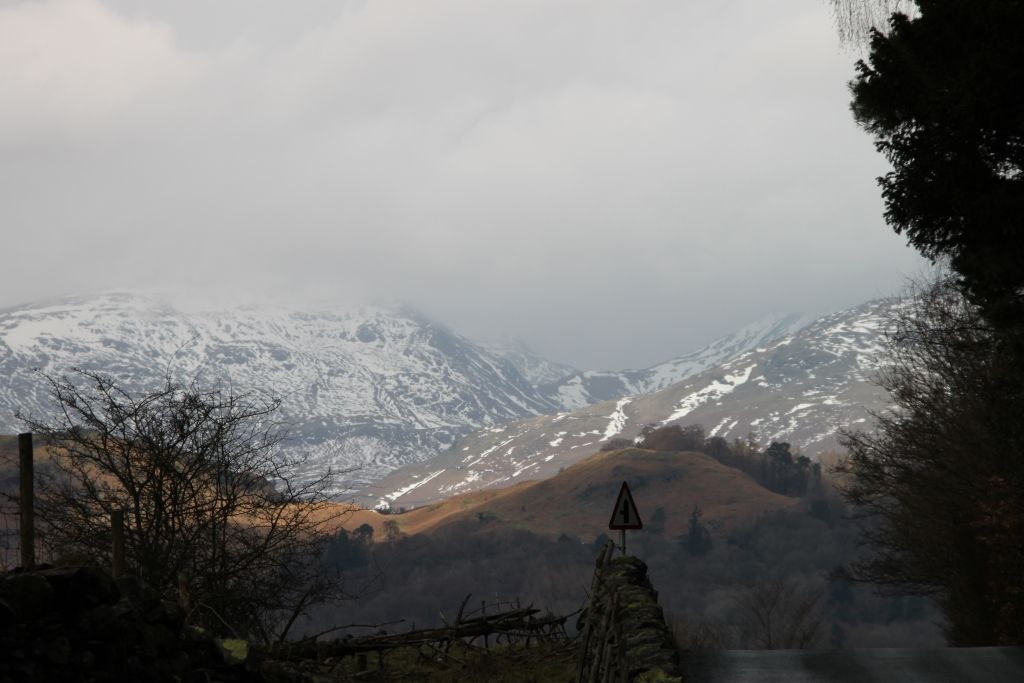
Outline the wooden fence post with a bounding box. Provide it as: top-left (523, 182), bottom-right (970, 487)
top-left (18, 432), bottom-right (34, 570)
top-left (111, 509), bottom-right (125, 578)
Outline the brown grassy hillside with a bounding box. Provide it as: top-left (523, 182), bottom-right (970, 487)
top-left (329, 481), bottom-right (535, 538)
top-left (3, 437), bottom-right (800, 548)
top-left (341, 448), bottom-right (799, 541)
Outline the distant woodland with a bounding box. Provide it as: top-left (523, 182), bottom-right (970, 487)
top-left (311, 427), bottom-right (943, 650)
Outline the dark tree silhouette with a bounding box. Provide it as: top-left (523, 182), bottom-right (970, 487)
top-left (684, 505), bottom-right (712, 558)
top-left (838, 278), bottom-right (1024, 644)
top-left (637, 424), bottom-right (705, 452)
top-left (383, 520), bottom-right (404, 544)
top-left (734, 576), bottom-right (825, 650)
top-left (851, 0), bottom-right (1024, 335)
top-left (839, 0), bottom-right (1024, 647)
top-left (648, 507), bottom-right (667, 535)
top-left (353, 523), bottom-right (375, 546)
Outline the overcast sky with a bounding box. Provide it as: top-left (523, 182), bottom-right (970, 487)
top-left (0, 0), bottom-right (924, 370)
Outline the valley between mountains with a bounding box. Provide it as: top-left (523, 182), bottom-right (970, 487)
top-left (0, 291), bottom-right (888, 499)
top-left (2, 291), bottom-right (945, 649)
top-left (361, 298), bottom-right (894, 510)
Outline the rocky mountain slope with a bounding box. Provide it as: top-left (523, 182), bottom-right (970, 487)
top-left (360, 299), bottom-right (896, 509)
top-left (477, 337), bottom-right (579, 388)
top-left (539, 314), bottom-right (812, 410)
top-left (482, 314), bottom-right (813, 411)
top-left (0, 292), bottom-right (562, 490)
top-left (0, 292), bottom-right (813, 494)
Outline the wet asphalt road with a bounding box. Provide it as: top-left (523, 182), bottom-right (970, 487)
top-left (681, 647), bottom-right (1024, 683)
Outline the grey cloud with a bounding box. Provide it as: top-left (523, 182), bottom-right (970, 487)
top-left (0, 0), bottom-right (923, 370)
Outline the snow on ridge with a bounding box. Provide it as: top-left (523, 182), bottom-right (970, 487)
top-left (356, 298), bottom-right (900, 506)
top-left (0, 291), bottom-right (569, 493)
top-left (540, 312), bottom-right (811, 412)
top-left (512, 463), bottom-right (536, 478)
top-left (635, 313), bottom-right (810, 392)
top-left (464, 435), bottom-right (518, 467)
top-left (550, 376), bottom-right (592, 411)
top-left (708, 416), bottom-right (732, 437)
top-left (662, 364), bottom-right (757, 425)
top-left (384, 469), bottom-right (446, 502)
top-left (438, 469), bottom-right (482, 495)
top-left (600, 398), bottom-right (632, 442)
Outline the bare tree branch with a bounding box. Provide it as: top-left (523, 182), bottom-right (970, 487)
top-left (17, 368), bottom-right (355, 644)
top-left (826, 1), bottom-right (919, 48)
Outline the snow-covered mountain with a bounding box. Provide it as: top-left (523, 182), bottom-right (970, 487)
top-left (539, 314), bottom-right (813, 410)
top-left (360, 299), bottom-right (896, 509)
top-left (0, 292), bottom-right (560, 491)
top-left (1, 291), bottom-right (866, 503)
top-left (477, 337), bottom-right (579, 388)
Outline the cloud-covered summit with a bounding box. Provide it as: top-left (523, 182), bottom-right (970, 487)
top-left (0, 0), bottom-right (922, 369)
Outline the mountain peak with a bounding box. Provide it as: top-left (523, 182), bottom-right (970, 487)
top-left (358, 298), bottom-right (898, 509)
top-left (0, 293), bottom-right (558, 491)
top-left (477, 336), bottom-right (580, 388)
top-left (540, 310), bottom-right (813, 411)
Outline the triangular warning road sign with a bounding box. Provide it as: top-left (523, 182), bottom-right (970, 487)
top-left (608, 481), bottom-right (642, 530)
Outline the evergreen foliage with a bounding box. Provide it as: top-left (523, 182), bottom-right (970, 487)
top-left (841, 0), bottom-right (1024, 646)
top-left (314, 498), bottom-right (939, 649)
top-left (684, 506), bottom-right (713, 557)
top-left (635, 425), bottom-right (820, 498)
top-left (851, 0), bottom-right (1024, 336)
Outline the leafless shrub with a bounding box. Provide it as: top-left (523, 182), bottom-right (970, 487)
top-left (733, 576), bottom-right (825, 650)
top-left (16, 368), bottom-right (353, 644)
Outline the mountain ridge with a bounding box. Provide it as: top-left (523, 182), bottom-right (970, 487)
top-left (359, 298), bottom-right (896, 510)
top-left (0, 291), bottom-right (560, 490)
top-left (537, 313), bottom-right (813, 410)
top-left (0, 290), bottom-right (885, 503)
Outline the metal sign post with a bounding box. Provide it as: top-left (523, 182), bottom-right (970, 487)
top-left (18, 432), bottom-right (34, 570)
top-left (608, 481), bottom-right (642, 557)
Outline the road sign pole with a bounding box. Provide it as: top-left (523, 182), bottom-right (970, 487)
top-left (19, 432), bottom-right (34, 570)
top-left (608, 480), bottom-right (642, 558)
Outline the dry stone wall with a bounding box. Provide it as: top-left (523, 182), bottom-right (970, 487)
top-left (0, 564), bottom-right (262, 682)
top-left (576, 542), bottom-right (683, 683)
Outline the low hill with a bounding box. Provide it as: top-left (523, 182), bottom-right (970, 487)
top-left (342, 448), bottom-right (799, 542)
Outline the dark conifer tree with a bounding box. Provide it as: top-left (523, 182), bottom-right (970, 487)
top-left (840, 0), bottom-right (1024, 645)
top-left (685, 505), bottom-right (712, 557)
top-left (851, 0), bottom-right (1024, 337)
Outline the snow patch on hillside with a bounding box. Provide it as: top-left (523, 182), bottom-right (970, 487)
top-left (0, 291), bottom-right (565, 492)
top-left (541, 313), bottom-right (811, 411)
top-left (662, 364), bottom-right (757, 424)
top-left (353, 298), bottom-right (899, 508)
top-left (600, 398), bottom-right (632, 441)
top-left (384, 469), bottom-right (445, 502)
